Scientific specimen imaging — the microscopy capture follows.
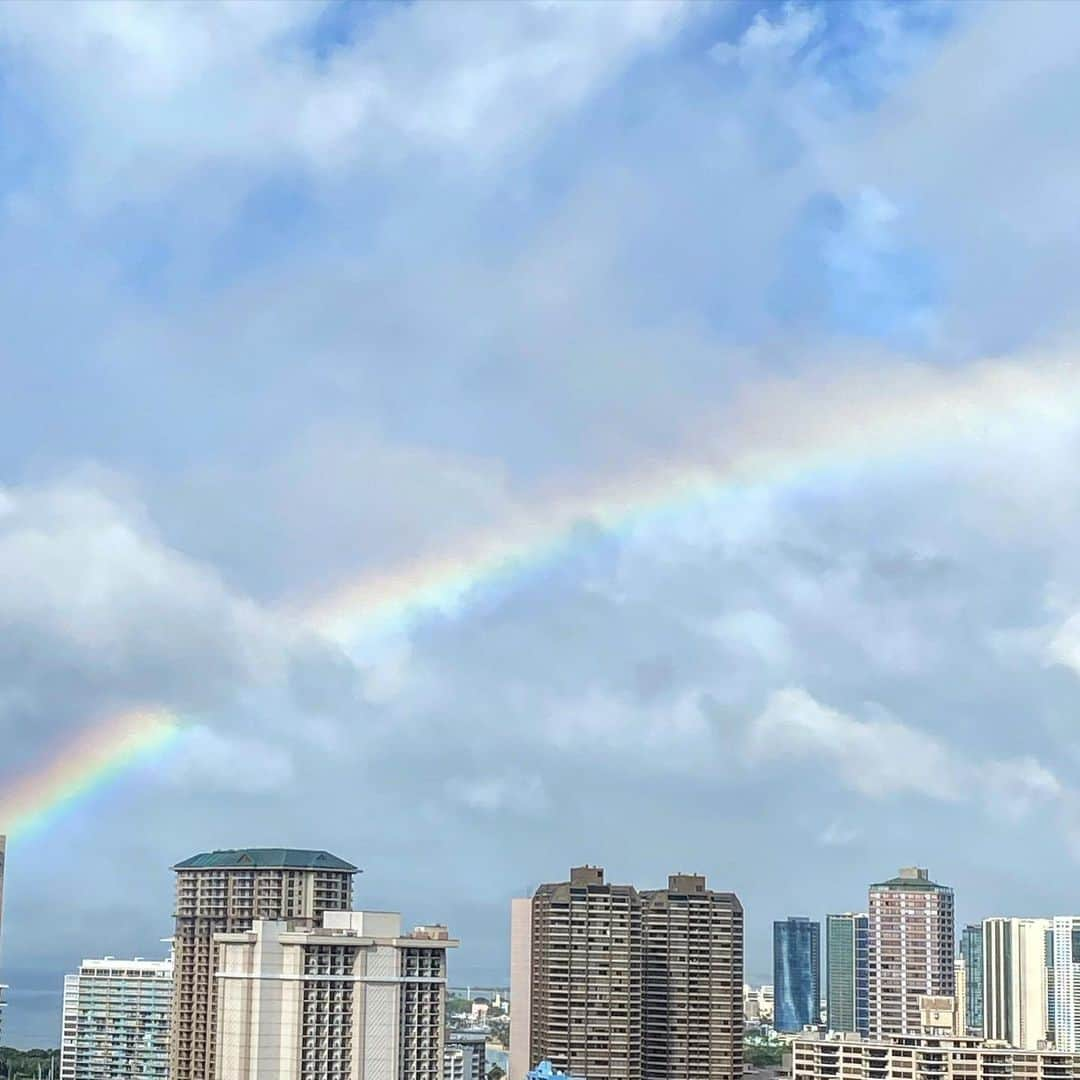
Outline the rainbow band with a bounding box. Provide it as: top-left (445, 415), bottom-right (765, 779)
top-left (0, 710), bottom-right (181, 841)
top-left (3, 357), bottom-right (1080, 838)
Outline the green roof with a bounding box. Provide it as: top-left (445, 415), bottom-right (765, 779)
top-left (173, 848), bottom-right (358, 872)
top-left (871, 874), bottom-right (949, 892)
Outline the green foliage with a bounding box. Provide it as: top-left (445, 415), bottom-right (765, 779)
top-left (744, 1040), bottom-right (784, 1066)
top-left (448, 996), bottom-right (474, 1015)
top-left (0, 1047), bottom-right (61, 1079)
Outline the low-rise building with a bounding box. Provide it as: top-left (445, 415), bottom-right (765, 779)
top-left (445, 1030), bottom-right (486, 1080)
top-left (791, 1031), bottom-right (1080, 1080)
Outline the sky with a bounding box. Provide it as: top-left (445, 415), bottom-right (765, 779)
top-left (3, 0), bottom-right (1080, 1047)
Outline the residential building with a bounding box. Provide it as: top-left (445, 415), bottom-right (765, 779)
top-left (867, 868), bottom-right (955, 1038)
top-left (509, 867), bottom-right (743, 1080)
top-left (791, 1030), bottom-right (1080, 1080)
top-left (511, 866), bottom-right (643, 1080)
top-left (827, 914), bottom-right (869, 1036)
top-left (961, 925), bottom-right (984, 1036)
top-left (1051, 918), bottom-right (1080, 1052)
top-left (215, 911), bottom-right (456, 1080)
top-left (641, 874), bottom-right (743, 1080)
top-left (170, 847), bottom-right (357, 1080)
top-left (775, 918), bottom-right (821, 1033)
top-left (444, 1031), bottom-right (486, 1080)
top-left (983, 917), bottom-right (1051, 1049)
top-left (60, 957), bottom-right (172, 1080)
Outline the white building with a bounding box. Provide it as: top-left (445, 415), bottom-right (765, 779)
top-left (792, 1030), bottom-right (1080, 1080)
top-left (983, 918), bottom-right (1051, 1050)
top-left (444, 1031), bottom-right (486, 1080)
top-left (1052, 918), bottom-right (1080, 1052)
top-left (59, 956), bottom-right (173, 1080)
top-left (214, 910), bottom-right (457, 1080)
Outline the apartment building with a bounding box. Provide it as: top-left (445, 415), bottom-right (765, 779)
top-left (444, 1031), bottom-right (486, 1080)
top-left (868, 868), bottom-right (955, 1038)
top-left (60, 957), bottom-right (172, 1080)
top-left (791, 1031), bottom-right (1080, 1080)
top-left (215, 911), bottom-right (455, 1080)
top-left (641, 874), bottom-right (743, 1080)
top-left (983, 918), bottom-right (1051, 1050)
top-left (170, 847), bottom-right (357, 1080)
top-left (509, 867), bottom-right (742, 1080)
top-left (0, 835), bottom-right (6, 1039)
top-left (1051, 918), bottom-right (1080, 1052)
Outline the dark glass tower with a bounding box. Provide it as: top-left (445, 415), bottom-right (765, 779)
top-left (774, 917), bottom-right (821, 1033)
top-left (961, 923), bottom-right (984, 1036)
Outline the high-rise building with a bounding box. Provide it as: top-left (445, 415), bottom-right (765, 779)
top-left (791, 1030), bottom-right (1080, 1080)
top-left (214, 911), bottom-right (455, 1080)
top-left (775, 918), bottom-right (821, 1033)
top-left (511, 866), bottom-right (643, 1080)
top-left (509, 867), bottom-right (743, 1080)
top-left (444, 1031), bottom-right (486, 1080)
top-left (961, 924), bottom-right (985, 1036)
top-left (1051, 917), bottom-right (1080, 1052)
top-left (641, 874), bottom-right (743, 1080)
top-left (170, 847), bottom-right (357, 1080)
top-left (826, 914), bottom-right (869, 1036)
top-left (867, 867), bottom-right (954, 1038)
top-left (956, 956), bottom-right (968, 1036)
top-left (983, 917), bottom-right (1051, 1049)
top-left (60, 957), bottom-right (172, 1080)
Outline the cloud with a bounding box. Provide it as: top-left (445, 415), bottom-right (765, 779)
top-left (748, 688), bottom-right (1067, 825)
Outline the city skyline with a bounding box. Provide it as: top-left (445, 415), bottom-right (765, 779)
top-left (5, 0), bottom-right (1080, 1059)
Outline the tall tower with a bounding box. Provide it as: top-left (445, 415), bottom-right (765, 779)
top-left (961, 923), bottom-right (985, 1036)
top-left (867, 867), bottom-right (954, 1038)
top-left (774, 918), bottom-right (821, 1032)
top-left (0, 834), bottom-right (6, 1039)
top-left (169, 847), bottom-right (357, 1080)
top-left (510, 868), bottom-right (743, 1080)
top-left (641, 874), bottom-right (743, 1080)
top-left (522, 866), bottom-right (643, 1080)
top-left (1050, 917), bottom-right (1080, 1052)
top-left (983, 917), bottom-right (1051, 1049)
top-left (826, 913), bottom-right (868, 1035)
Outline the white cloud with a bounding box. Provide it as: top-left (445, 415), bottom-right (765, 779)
top-left (160, 725), bottom-right (295, 795)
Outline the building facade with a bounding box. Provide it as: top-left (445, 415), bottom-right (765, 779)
top-left (1051, 918), bottom-right (1080, 1052)
top-left (774, 918), bottom-right (821, 1033)
top-left (827, 914), bottom-right (869, 1036)
top-left (961, 925), bottom-right (985, 1036)
top-left (983, 917), bottom-right (1051, 1050)
top-left (444, 1031), bottom-right (486, 1080)
top-left (509, 867), bottom-right (742, 1080)
top-left (170, 847), bottom-right (357, 1080)
top-left (791, 1030), bottom-right (1080, 1080)
top-left (641, 874), bottom-right (743, 1080)
top-left (60, 957), bottom-right (172, 1080)
top-left (0, 835), bottom-right (6, 1039)
top-left (867, 868), bottom-right (955, 1038)
top-left (215, 911), bottom-right (456, 1080)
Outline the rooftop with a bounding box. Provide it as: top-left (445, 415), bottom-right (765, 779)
top-left (870, 866), bottom-right (950, 892)
top-left (173, 848), bottom-right (358, 872)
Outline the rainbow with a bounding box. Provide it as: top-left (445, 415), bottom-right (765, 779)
top-left (0, 709), bottom-right (181, 841)
top-left (5, 356), bottom-right (1080, 836)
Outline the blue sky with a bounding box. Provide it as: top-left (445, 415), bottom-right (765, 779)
top-left (3, 0), bottom-right (1080, 1047)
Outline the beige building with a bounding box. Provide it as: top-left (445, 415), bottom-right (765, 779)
top-left (214, 911), bottom-right (455, 1080)
top-left (791, 1030), bottom-right (1080, 1080)
top-left (983, 918), bottom-right (1051, 1050)
top-left (0, 835), bottom-right (6, 1038)
top-left (868, 868), bottom-right (955, 1038)
top-left (170, 848), bottom-right (358, 1080)
top-left (509, 867), bottom-right (742, 1080)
